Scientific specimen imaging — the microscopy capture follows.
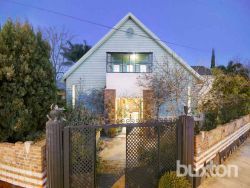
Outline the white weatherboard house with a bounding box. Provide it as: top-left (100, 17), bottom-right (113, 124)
top-left (62, 13), bottom-right (202, 122)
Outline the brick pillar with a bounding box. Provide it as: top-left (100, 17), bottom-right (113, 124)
top-left (143, 90), bottom-right (154, 121)
top-left (104, 89), bottom-right (116, 124)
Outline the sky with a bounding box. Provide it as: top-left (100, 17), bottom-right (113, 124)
top-left (0, 0), bottom-right (250, 67)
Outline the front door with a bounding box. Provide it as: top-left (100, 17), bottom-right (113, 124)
top-left (116, 98), bottom-right (143, 123)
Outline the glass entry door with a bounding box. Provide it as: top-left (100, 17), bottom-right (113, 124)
top-left (116, 98), bottom-right (143, 123)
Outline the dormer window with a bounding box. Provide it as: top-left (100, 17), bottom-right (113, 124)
top-left (106, 52), bottom-right (153, 73)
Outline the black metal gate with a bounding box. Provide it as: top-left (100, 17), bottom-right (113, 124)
top-left (63, 121), bottom-right (177, 188)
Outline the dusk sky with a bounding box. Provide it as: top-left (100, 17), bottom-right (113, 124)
top-left (1, 0), bottom-right (250, 67)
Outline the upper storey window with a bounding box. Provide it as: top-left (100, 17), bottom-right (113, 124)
top-left (107, 52), bottom-right (153, 73)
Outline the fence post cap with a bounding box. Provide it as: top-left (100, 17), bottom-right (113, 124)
top-left (47, 104), bottom-right (65, 122)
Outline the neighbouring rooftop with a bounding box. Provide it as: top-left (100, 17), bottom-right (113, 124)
top-left (191, 66), bottom-right (212, 75)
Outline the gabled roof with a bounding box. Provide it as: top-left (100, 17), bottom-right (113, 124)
top-left (62, 13), bottom-right (202, 81)
top-left (191, 66), bottom-right (212, 75)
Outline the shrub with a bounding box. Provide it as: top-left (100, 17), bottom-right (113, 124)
top-left (194, 121), bottom-right (202, 135)
top-left (64, 104), bottom-right (103, 126)
top-left (201, 69), bottom-right (250, 131)
top-left (158, 172), bottom-right (191, 188)
top-left (0, 20), bottom-right (56, 142)
top-left (107, 128), bottom-right (118, 138)
top-left (202, 112), bottom-right (217, 131)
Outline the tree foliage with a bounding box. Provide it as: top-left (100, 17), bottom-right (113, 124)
top-left (64, 104), bottom-right (103, 126)
top-left (158, 172), bottom-right (191, 188)
top-left (217, 60), bottom-right (249, 79)
top-left (201, 69), bottom-right (250, 130)
top-left (0, 20), bottom-right (56, 142)
top-left (62, 40), bottom-right (91, 66)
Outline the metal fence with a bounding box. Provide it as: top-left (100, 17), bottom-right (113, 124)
top-left (62, 120), bottom-right (177, 188)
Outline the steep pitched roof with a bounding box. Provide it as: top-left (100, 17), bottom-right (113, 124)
top-left (62, 13), bottom-right (202, 81)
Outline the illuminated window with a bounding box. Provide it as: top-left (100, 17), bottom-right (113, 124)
top-left (107, 52), bottom-right (153, 73)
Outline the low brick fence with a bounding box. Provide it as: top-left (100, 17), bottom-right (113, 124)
top-left (0, 140), bottom-right (46, 188)
top-left (194, 114), bottom-right (250, 171)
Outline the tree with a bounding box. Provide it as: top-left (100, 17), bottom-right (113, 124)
top-left (201, 69), bottom-right (250, 130)
top-left (62, 40), bottom-right (91, 66)
top-left (0, 20), bottom-right (56, 142)
top-left (138, 57), bottom-right (206, 119)
top-left (43, 27), bottom-right (73, 80)
top-left (217, 59), bottom-right (249, 79)
top-left (210, 48), bottom-right (215, 68)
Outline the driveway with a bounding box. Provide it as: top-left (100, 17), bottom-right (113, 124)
top-left (199, 137), bottom-right (250, 188)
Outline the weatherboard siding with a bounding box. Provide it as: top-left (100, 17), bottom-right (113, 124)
top-left (66, 18), bottom-right (193, 104)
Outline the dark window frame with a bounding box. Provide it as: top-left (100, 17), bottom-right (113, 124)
top-left (106, 52), bottom-right (153, 73)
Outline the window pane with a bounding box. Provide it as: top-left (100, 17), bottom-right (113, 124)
top-left (113, 64), bottom-right (120, 72)
top-left (135, 64), bottom-right (140, 72)
top-left (140, 65), bottom-right (147, 72)
top-left (137, 54), bottom-right (150, 64)
top-left (107, 53), bottom-right (112, 63)
top-left (123, 54), bottom-right (130, 65)
top-left (130, 54), bottom-right (136, 65)
top-left (111, 54), bottom-right (123, 64)
top-left (127, 65), bottom-right (134, 72)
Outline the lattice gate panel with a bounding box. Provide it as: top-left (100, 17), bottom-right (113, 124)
top-left (69, 127), bottom-right (96, 188)
top-left (159, 122), bottom-right (177, 174)
top-left (126, 126), bottom-right (159, 188)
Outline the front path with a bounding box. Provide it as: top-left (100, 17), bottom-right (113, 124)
top-left (199, 137), bottom-right (250, 188)
top-left (97, 134), bottom-right (126, 188)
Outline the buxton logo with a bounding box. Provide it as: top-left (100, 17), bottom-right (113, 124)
top-left (176, 160), bottom-right (239, 178)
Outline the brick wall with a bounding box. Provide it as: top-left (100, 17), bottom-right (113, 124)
top-left (0, 140), bottom-right (46, 188)
top-left (104, 89), bottom-right (116, 124)
top-left (194, 114), bottom-right (250, 156)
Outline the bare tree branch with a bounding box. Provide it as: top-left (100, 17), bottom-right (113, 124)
top-left (43, 26), bottom-right (74, 81)
top-left (137, 55), bottom-right (211, 119)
